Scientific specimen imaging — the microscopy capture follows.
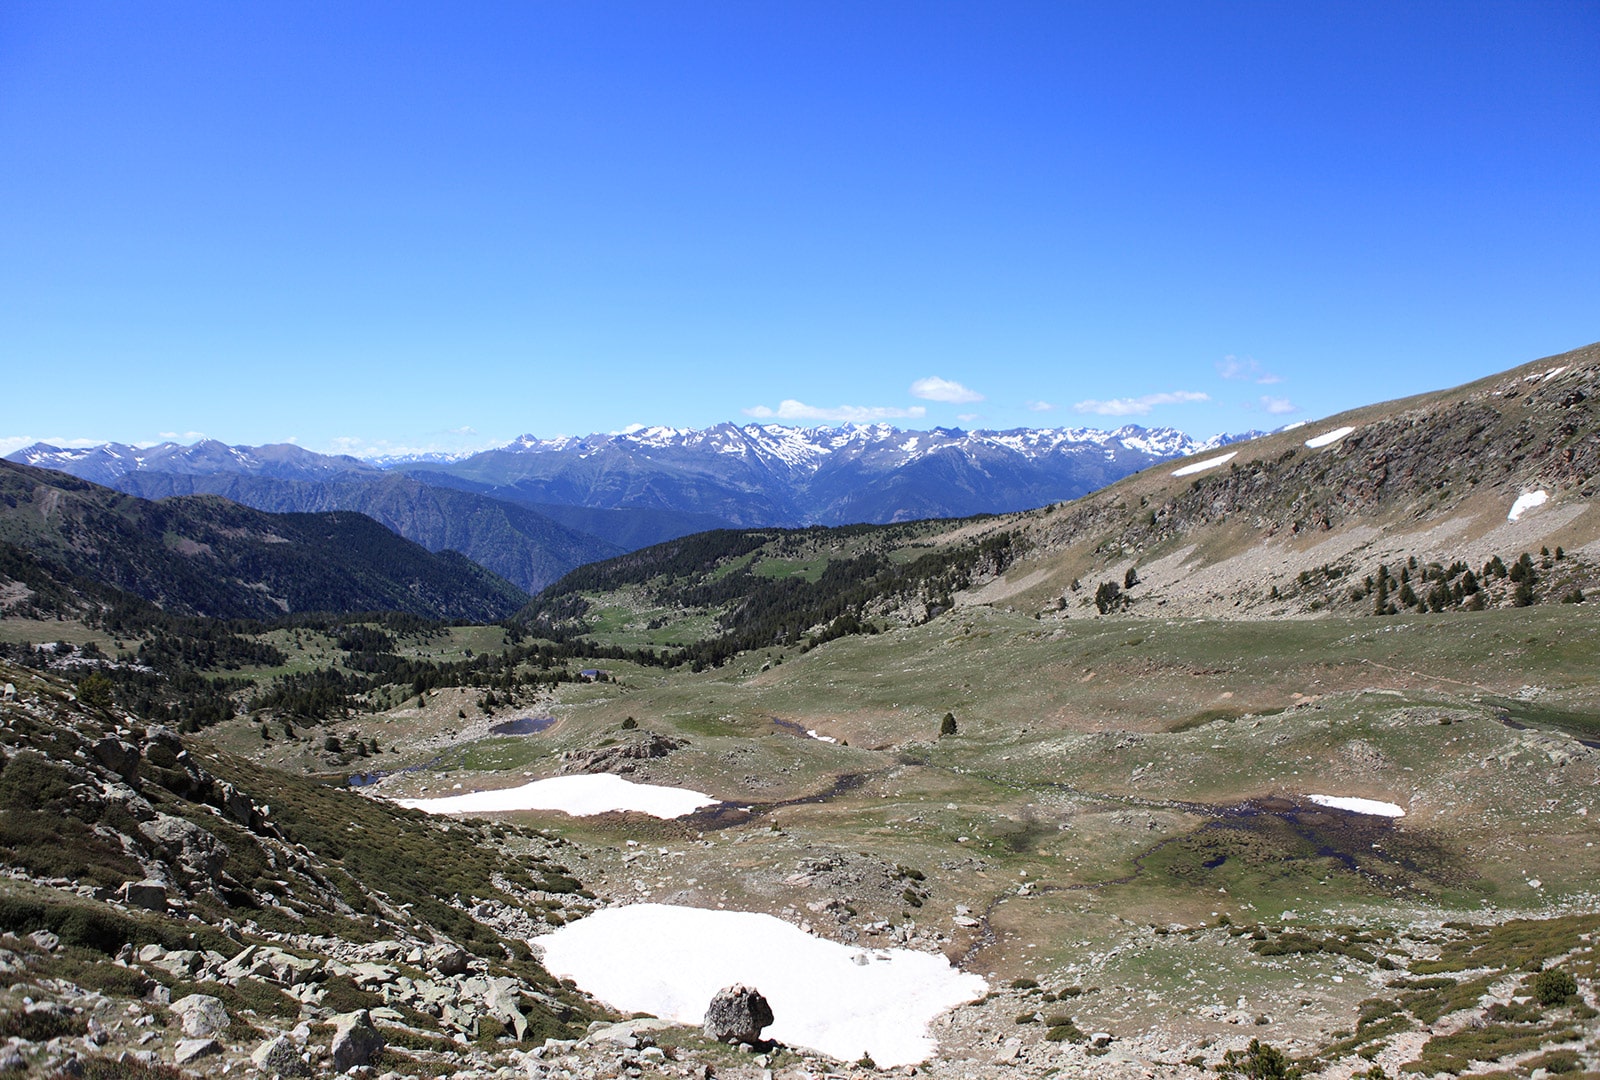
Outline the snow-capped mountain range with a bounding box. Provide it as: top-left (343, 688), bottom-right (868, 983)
top-left (7, 422), bottom-right (1258, 591)
top-left (10, 422), bottom-right (1255, 532)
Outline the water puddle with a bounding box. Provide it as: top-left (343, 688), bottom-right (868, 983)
top-left (489, 715), bottom-right (555, 736)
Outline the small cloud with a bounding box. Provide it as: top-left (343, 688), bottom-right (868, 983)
top-left (1216, 355), bottom-right (1282, 384)
top-left (910, 377), bottom-right (984, 404)
top-left (449, 425), bottom-right (478, 437)
top-left (611, 423), bottom-right (646, 435)
top-left (1025, 400), bottom-right (1056, 412)
top-left (956, 413), bottom-right (981, 423)
top-left (1073, 390), bottom-right (1210, 417)
top-left (1261, 395), bottom-right (1298, 415)
top-left (743, 399), bottom-right (928, 423)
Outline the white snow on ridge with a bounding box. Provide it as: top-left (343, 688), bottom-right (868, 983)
top-left (1508, 490), bottom-right (1549, 522)
top-left (538, 904), bottom-right (987, 1067)
top-left (394, 774), bottom-right (717, 819)
top-left (1306, 794), bottom-right (1405, 817)
top-left (1304, 426), bottom-right (1355, 449)
top-left (1171, 451), bottom-right (1237, 477)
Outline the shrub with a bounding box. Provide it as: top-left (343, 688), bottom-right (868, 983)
top-left (939, 712), bottom-right (957, 737)
top-left (1532, 967), bottom-right (1579, 1005)
top-left (1216, 1038), bottom-right (1300, 1079)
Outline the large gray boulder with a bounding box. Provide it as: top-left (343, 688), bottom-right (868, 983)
top-left (330, 1009), bottom-right (384, 1072)
top-left (702, 984), bottom-right (773, 1044)
top-left (251, 1034), bottom-right (308, 1077)
top-left (169, 993), bottom-right (229, 1038)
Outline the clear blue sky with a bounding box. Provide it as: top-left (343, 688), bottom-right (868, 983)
top-left (3, 2), bottom-right (1597, 458)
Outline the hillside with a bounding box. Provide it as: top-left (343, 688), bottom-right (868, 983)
top-left (0, 460), bottom-right (529, 621)
top-left (516, 343), bottom-right (1599, 664)
top-left (107, 471), bottom-right (623, 594)
top-left (974, 341), bottom-right (1600, 621)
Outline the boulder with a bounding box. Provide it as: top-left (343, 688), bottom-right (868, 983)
top-left (121, 876), bottom-right (169, 911)
top-left (424, 943), bottom-right (470, 977)
top-left (251, 1034), bottom-right (308, 1077)
top-left (169, 994), bottom-right (229, 1039)
top-left (330, 1009), bottom-right (384, 1072)
top-left (702, 984), bottom-right (773, 1044)
top-left (173, 1038), bottom-right (222, 1066)
top-left (91, 738), bottom-right (141, 782)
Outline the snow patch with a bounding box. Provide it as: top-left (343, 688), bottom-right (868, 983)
top-left (394, 774), bottom-right (716, 819)
top-left (1508, 490), bottom-right (1549, 522)
top-left (1306, 794), bottom-right (1405, 817)
top-left (1171, 451), bottom-right (1237, 477)
top-left (1304, 426), bottom-right (1355, 449)
top-left (538, 904), bottom-right (987, 1066)
top-left (805, 729), bottom-right (838, 744)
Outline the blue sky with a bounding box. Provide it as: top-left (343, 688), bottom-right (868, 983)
top-left (3, 2), bottom-right (1597, 458)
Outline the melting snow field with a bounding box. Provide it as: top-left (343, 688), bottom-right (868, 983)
top-left (538, 904), bottom-right (988, 1067)
top-left (1306, 794), bottom-right (1405, 817)
top-left (1304, 425), bottom-right (1355, 449)
top-left (394, 774), bottom-right (717, 819)
top-left (1508, 490), bottom-right (1549, 522)
top-left (1171, 451), bottom-right (1238, 477)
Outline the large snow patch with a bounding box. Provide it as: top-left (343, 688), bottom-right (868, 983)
top-left (1306, 794), bottom-right (1404, 817)
top-left (538, 904), bottom-right (987, 1066)
top-left (1171, 451), bottom-right (1237, 477)
top-left (1508, 490), bottom-right (1548, 522)
top-left (394, 774), bottom-right (717, 819)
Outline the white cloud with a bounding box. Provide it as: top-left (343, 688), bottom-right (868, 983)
top-left (956, 413), bottom-right (981, 423)
top-left (1072, 390), bottom-right (1210, 417)
top-left (1025, 400), bottom-right (1056, 412)
top-left (742, 400), bottom-right (928, 423)
top-left (1216, 355), bottom-right (1282, 384)
top-left (909, 377), bottom-right (984, 404)
top-left (612, 423), bottom-right (646, 435)
top-left (1261, 395), bottom-right (1298, 415)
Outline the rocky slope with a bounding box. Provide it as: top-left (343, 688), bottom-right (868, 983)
top-left (955, 341), bottom-right (1600, 621)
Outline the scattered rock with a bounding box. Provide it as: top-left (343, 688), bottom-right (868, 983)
top-left (330, 1009), bottom-right (384, 1072)
top-left (425, 942), bottom-right (470, 976)
top-left (703, 984), bottom-right (774, 1044)
top-left (169, 993), bottom-right (230, 1039)
top-left (174, 1038), bottom-right (222, 1065)
top-left (251, 1034), bottom-right (308, 1076)
top-left (121, 879), bottom-right (168, 911)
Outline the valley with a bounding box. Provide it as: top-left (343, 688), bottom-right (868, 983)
top-left (0, 344), bottom-right (1597, 1078)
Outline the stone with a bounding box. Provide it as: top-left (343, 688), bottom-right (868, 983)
top-left (121, 880), bottom-right (169, 912)
top-left (330, 1009), bottom-right (384, 1072)
top-left (425, 943), bottom-right (471, 976)
top-left (251, 1034), bottom-right (309, 1076)
top-left (173, 1038), bottom-right (222, 1065)
top-left (169, 994), bottom-right (230, 1038)
top-left (702, 984), bottom-right (773, 1044)
top-left (91, 738), bottom-right (141, 782)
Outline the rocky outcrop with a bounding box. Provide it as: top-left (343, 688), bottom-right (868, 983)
top-left (560, 732), bottom-right (685, 775)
